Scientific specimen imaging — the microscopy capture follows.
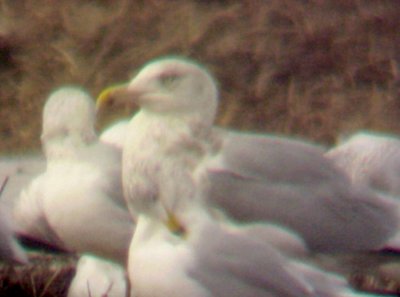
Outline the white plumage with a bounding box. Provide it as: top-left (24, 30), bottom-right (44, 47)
top-left (99, 57), bottom-right (399, 253)
top-left (0, 155), bottom-right (45, 212)
top-left (100, 119), bottom-right (129, 150)
top-left (100, 57), bottom-right (378, 297)
top-left (14, 86), bottom-right (134, 264)
top-left (68, 254), bottom-right (127, 297)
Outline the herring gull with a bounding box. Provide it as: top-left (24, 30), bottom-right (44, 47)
top-left (100, 57), bottom-right (378, 297)
top-left (130, 201), bottom-right (370, 297)
top-left (202, 130), bottom-right (400, 251)
top-left (326, 131), bottom-right (400, 249)
top-left (97, 56), bottom-right (399, 253)
top-left (326, 131), bottom-right (400, 196)
top-left (14, 86), bottom-right (134, 264)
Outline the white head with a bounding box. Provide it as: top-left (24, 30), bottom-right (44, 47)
top-left (98, 57), bottom-right (219, 128)
top-left (41, 86), bottom-right (97, 157)
top-left (97, 57), bottom-right (219, 234)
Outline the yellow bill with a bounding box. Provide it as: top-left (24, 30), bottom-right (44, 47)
top-left (96, 83), bottom-right (128, 111)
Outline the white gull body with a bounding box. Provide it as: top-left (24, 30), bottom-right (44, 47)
top-left (103, 56), bottom-right (382, 297)
top-left (99, 58), bottom-right (398, 253)
top-left (14, 87), bottom-right (134, 264)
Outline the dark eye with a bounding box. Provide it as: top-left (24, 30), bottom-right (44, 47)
top-left (159, 73), bottom-right (180, 87)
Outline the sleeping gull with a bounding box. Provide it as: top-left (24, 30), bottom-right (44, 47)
top-left (14, 86), bottom-right (134, 264)
top-left (326, 131), bottom-right (400, 248)
top-left (99, 57), bottom-right (380, 297)
top-left (68, 254), bottom-right (127, 297)
top-left (326, 131), bottom-right (400, 196)
top-left (97, 56), bottom-right (399, 253)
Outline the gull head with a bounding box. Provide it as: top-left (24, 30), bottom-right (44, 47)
top-left (41, 86), bottom-right (97, 155)
top-left (97, 57), bottom-right (218, 125)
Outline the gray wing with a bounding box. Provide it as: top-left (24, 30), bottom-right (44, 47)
top-left (205, 131), bottom-right (398, 252)
top-left (218, 131), bottom-right (334, 184)
top-left (0, 154), bottom-right (46, 210)
top-left (287, 261), bottom-right (358, 297)
top-left (188, 223), bottom-right (315, 297)
top-left (238, 222), bottom-right (308, 257)
top-left (0, 207), bottom-right (28, 264)
top-left (0, 155), bottom-right (45, 177)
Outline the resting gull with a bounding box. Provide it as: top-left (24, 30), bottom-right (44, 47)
top-left (14, 86), bottom-right (134, 264)
top-left (326, 131), bottom-right (400, 196)
top-left (326, 131), bottom-right (400, 248)
top-left (97, 56), bottom-right (399, 253)
top-left (99, 57), bottom-right (380, 297)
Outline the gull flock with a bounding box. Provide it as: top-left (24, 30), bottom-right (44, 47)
top-left (1, 56), bottom-right (400, 297)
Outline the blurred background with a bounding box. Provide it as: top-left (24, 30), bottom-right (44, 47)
top-left (1, 0), bottom-right (400, 154)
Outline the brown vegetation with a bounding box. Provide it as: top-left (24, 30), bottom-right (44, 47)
top-left (0, 253), bottom-right (75, 297)
top-left (1, 0), bottom-right (400, 153)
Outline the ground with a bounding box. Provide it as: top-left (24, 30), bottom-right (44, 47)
top-left (1, 0), bottom-right (400, 296)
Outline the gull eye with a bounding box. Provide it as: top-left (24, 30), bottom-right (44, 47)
top-left (159, 73), bottom-right (180, 88)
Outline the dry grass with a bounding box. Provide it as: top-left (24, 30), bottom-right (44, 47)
top-left (0, 253), bottom-right (76, 297)
top-left (1, 0), bottom-right (400, 295)
top-left (0, 0), bottom-right (399, 153)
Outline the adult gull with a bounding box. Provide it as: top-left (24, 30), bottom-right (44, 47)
top-left (97, 57), bottom-right (399, 253)
top-left (14, 86), bottom-right (134, 264)
top-left (326, 131), bottom-right (400, 248)
top-left (100, 57), bottom-right (374, 297)
top-left (326, 131), bottom-right (400, 196)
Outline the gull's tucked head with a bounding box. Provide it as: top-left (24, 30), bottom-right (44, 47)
top-left (41, 86), bottom-right (96, 149)
top-left (98, 57), bottom-right (218, 125)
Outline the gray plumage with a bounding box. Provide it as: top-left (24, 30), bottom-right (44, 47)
top-left (204, 131), bottom-right (399, 252)
top-left (106, 56), bottom-right (378, 297)
top-left (326, 131), bottom-right (400, 196)
top-left (0, 155), bottom-right (45, 211)
top-left (0, 207), bottom-right (28, 264)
